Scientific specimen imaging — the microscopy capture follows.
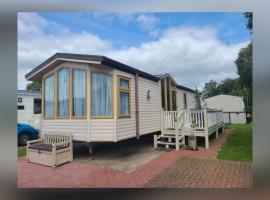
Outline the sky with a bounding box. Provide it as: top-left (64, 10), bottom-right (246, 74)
top-left (18, 12), bottom-right (251, 90)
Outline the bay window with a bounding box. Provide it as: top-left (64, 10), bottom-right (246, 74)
top-left (44, 74), bottom-right (54, 117)
top-left (91, 72), bottom-right (112, 117)
top-left (72, 69), bottom-right (86, 117)
top-left (57, 68), bottom-right (69, 117)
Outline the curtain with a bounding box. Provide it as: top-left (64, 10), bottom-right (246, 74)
top-left (92, 72), bottom-right (112, 116)
top-left (120, 92), bottom-right (129, 115)
top-left (73, 69), bottom-right (86, 116)
top-left (58, 68), bottom-right (69, 117)
top-left (44, 75), bottom-right (54, 117)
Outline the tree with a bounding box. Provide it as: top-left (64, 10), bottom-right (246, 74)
top-left (201, 80), bottom-right (219, 100)
top-left (244, 12), bottom-right (252, 32)
top-left (202, 78), bottom-right (247, 101)
top-left (233, 13), bottom-right (253, 114)
top-left (26, 81), bottom-right (42, 92)
top-left (235, 43), bottom-right (252, 90)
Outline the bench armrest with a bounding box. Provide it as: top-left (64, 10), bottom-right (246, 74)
top-left (27, 139), bottom-right (44, 146)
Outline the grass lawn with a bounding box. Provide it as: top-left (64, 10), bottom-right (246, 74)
top-left (217, 124), bottom-right (252, 162)
top-left (18, 147), bottom-right (26, 157)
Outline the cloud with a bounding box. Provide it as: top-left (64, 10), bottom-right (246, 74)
top-left (18, 13), bottom-right (249, 90)
top-left (107, 26), bottom-right (248, 89)
top-left (136, 14), bottom-right (160, 37)
top-left (90, 13), bottom-right (160, 37)
top-left (18, 13), bottom-right (112, 89)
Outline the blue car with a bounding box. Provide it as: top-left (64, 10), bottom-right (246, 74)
top-left (17, 123), bottom-right (39, 146)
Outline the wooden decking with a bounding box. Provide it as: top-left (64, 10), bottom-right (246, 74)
top-left (154, 108), bottom-right (225, 150)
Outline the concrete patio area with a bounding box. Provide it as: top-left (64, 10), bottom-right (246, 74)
top-left (73, 135), bottom-right (165, 172)
top-left (18, 128), bottom-right (252, 188)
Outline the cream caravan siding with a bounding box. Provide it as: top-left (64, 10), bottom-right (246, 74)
top-left (18, 94), bottom-right (34, 123)
top-left (176, 89), bottom-right (196, 110)
top-left (17, 94), bottom-right (41, 129)
top-left (90, 119), bottom-right (115, 141)
top-left (138, 77), bottom-right (161, 134)
top-left (205, 95), bottom-right (246, 124)
top-left (42, 119), bottom-right (88, 141)
top-left (205, 95), bottom-right (245, 112)
top-left (223, 113), bottom-right (246, 124)
top-left (229, 113), bottom-right (246, 124)
top-left (115, 70), bottom-right (136, 141)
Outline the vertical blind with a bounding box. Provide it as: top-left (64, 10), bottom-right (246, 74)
top-left (57, 68), bottom-right (69, 117)
top-left (44, 75), bottom-right (54, 117)
top-left (92, 72), bottom-right (112, 116)
top-left (73, 69), bottom-right (86, 116)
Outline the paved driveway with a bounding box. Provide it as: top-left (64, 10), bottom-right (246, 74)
top-left (18, 128), bottom-right (252, 188)
top-left (144, 157), bottom-right (252, 188)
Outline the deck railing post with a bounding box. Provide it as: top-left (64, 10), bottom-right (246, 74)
top-left (204, 107), bottom-right (209, 149)
top-left (160, 108), bottom-right (164, 135)
top-left (175, 114), bottom-right (180, 150)
top-left (215, 111), bottom-right (219, 139)
top-left (223, 111), bottom-right (225, 130)
top-left (154, 134), bottom-right (157, 149)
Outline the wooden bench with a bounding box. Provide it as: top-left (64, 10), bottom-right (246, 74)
top-left (26, 133), bottom-right (73, 167)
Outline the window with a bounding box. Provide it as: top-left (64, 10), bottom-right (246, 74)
top-left (172, 90), bottom-right (177, 111)
top-left (44, 74), bottom-right (54, 117)
top-left (72, 69), bottom-right (86, 117)
top-left (118, 77), bottom-right (130, 117)
top-left (91, 72), bottom-right (112, 117)
top-left (183, 93), bottom-right (187, 109)
top-left (166, 78), bottom-right (171, 110)
top-left (161, 79), bottom-right (165, 110)
top-left (57, 68), bottom-right (69, 117)
top-left (18, 98), bottom-right (22, 103)
top-left (33, 98), bottom-right (41, 114)
top-left (17, 105), bottom-right (24, 110)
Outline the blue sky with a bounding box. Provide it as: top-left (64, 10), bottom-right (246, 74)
top-left (40, 12), bottom-right (250, 48)
top-left (18, 12), bottom-right (251, 89)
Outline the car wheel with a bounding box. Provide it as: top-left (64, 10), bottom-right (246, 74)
top-left (19, 133), bottom-right (31, 146)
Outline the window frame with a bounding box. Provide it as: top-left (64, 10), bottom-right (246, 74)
top-left (118, 76), bottom-right (131, 118)
top-left (43, 73), bottom-right (56, 119)
top-left (171, 89), bottom-right (177, 111)
top-left (71, 68), bottom-right (87, 119)
top-left (183, 92), bottom-right (187, 109)
top-left (56, 67), bottom-right (70, 119)
top-left (90, 71), bottom-right (114, 119)
top-left (33, 98), bottom-right (41, 114)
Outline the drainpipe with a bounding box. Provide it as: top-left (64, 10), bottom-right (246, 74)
top-left (135, 72), bottom-right (140, 140)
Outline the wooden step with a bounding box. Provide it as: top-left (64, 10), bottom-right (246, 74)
top-left (157, 141), bottom-right (176, 146)
top-left (158, 135), bottom-right (183, 139)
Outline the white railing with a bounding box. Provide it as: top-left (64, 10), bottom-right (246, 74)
top-left (207, 109), bottom-right (223, 128)
top-left (183, 110), bottom-right (205, 129)
top-left (164, 111), bottom-right (178, 129)
top-left (162, 108), bottom-right (223, 131)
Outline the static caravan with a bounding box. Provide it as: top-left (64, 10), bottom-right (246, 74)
top-left (205, 94), bottom-right (246, 124)
top-left (25, 53), bottom-right (196, 150)
top-left (17, 90), bottom-right (41, 129)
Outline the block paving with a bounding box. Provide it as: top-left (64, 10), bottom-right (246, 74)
top-left (18, 128), bottom-right (252, 188)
